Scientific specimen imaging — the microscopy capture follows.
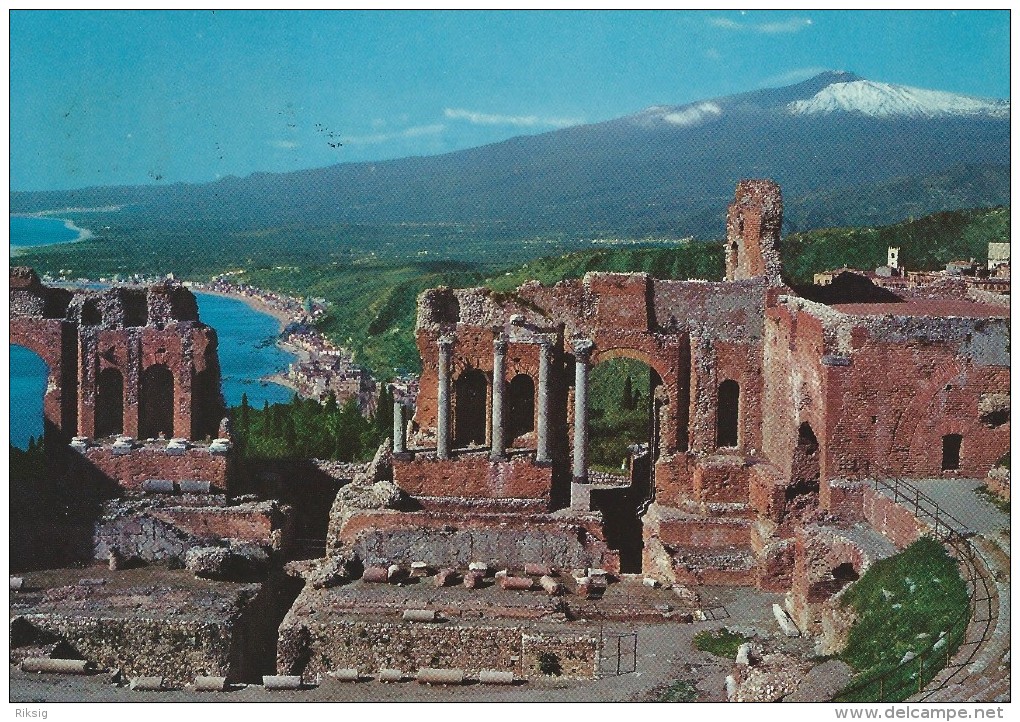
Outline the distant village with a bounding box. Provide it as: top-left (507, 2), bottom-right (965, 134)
top-left (812, 241), bottom-right (1010, 296)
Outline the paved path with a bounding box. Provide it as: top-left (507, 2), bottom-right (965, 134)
top-left (896, 478), bottom-right (1009, 535)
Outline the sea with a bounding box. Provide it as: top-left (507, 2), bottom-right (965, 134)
top-left (9, 217), bottom-right (297, 448)
top-left (10, 215), bottom-right (81, 251)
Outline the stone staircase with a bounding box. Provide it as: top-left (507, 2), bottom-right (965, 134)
top-left (910, 530), bottom-right (1010, 703)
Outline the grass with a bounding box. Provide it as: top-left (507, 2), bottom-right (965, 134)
top-left (693, 628), bottom-right (752, 659)
top-left (658, 678), bottom-right (699, 702)
top-left (975, 485), bottom-right (1010, 515)
top-left (835, 537), bottom-right (969, 702)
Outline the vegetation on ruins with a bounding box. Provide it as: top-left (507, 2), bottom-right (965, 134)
top-left (588, 359), bottom-right (654, 474)
top-left (835, 537), bottom-right (968, 702)
top-left (693, 628), bottom-right (753, 659)
top-left (657, 678), bottom-right (700, 702)
top-left (230, 388), bottom-right (393, 463)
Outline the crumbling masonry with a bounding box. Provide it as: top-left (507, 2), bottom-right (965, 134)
top-left (329, 179), bottom-right (1009, 628)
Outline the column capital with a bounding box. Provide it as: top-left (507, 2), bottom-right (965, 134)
top-left (493, 337), bottom-right (508, 355)
top-left (571, 337), bottom-right (594, 362)
top-left (438, 334), bottom-right (456, 350)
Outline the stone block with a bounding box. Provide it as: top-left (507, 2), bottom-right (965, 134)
top-left (401, 609), bottom-right (438, 622)
top-left (10, 576), bottom-right (23, 591)
top-left (463, 570), bottom-right (485, 589)
top-left (524, 563), bottom-right (552, 577)
top-left (417, 668), bottom-right (465, 685)
top-left (142, 479), bottom-right (176, 494)
top-left (539, 575), bottom-right (562, 596)
top-left (434, 568), bottom-right (459, 587)
top-left (263, 675), bottom-right (303, 690)
top-left (193, 676), bottom-right (227, 692)
top-left (179, 480), bottom-right (212, 494)
top-left (129, 676), bottom-right (164, 691)
top-left (773, 603), bottom-right (800, 637)
top-left (501, 576), bottom-right (534, 591)
top-left (478, 670), bottom-right (515, 685)
top-left (362, 566), bottom-right (389, 583)
top-left (21, 658), bottom-right (91, 674)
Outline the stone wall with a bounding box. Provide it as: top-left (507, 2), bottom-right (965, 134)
top-left (394, 453), bottom-right (552, 501)
top-left (338, 508), bottom-right (620, 572)
top-left (74, 444), bottom-right (231, 494)
top-left (277, 617), bottom-right (599, 680)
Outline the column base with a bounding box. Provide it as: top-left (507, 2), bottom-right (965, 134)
top-left (570, 480), bottom-right (591, 512)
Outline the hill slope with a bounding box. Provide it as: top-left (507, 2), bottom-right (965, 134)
top-left (11, 72), bottom-right (1009, 263)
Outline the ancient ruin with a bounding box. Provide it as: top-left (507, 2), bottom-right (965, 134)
top-left (9, 180), bottom-right (1011, 699)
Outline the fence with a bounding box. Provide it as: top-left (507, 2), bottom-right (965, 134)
top-left (832, 476), bottom-right (995, 702)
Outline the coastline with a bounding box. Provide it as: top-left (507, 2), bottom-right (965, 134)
top-left (10, 215), bottom-right (93, 256)
top-left (192, 287), bottom-right (295, 332)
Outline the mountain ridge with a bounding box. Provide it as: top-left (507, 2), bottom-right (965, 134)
top-left (10, 72), bottom-right (1009, 249)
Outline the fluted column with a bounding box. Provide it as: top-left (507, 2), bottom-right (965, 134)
top-left (392, 398), bottom-right (406, 454)
top-left (572, 339), bottom-right (593, 482)
top-left (490, 337), bottom-right (508, 460)
top-left (536, 339), bottom-right (552, 463)
top-left (436, 335), bottom-right (454, 459)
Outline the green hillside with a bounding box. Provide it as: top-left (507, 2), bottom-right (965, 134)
top-left (781, 206), bottom-right (1009, 285)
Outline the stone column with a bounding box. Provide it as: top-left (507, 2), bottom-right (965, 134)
top-left (572, 339), bottom-right (593, 483)
top-left (436, 335), bottom-right (454, 459)
top-left (536, 339), bottom-right (552, 463)
top-left (392, 398), bottom-right (406, 454)
top-left (490, 337), bottom-right (507, 461)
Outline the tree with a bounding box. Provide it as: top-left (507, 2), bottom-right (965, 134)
top-left (622, 375), bottom-right (634, 410)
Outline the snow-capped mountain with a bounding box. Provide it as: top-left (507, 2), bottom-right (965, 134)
top-left (11, 72), bottom-right (1010, 242)
top-left (788, 79), bottom-right (1010, 118)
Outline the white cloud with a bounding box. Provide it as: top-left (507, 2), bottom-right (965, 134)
top-left (444, 108), bottom-right (581, 128)
top-left (341, 124), bottom-right (446, 145)
top-left (269, 140), bottom-right (299, 149)
top-left (709, 16), bottom-right (813, 34)
top-left (661, 102), bottom-right (722, 127)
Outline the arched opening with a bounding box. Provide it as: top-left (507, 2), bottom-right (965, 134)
top-left (10, 345), bottom-right (48, 450)
top-left (95, 368), bottom-right (124, 438)
top-left (191, 368), bottom-right (222, 441)
top-left (588, 356), bottom-right (663, 574)
top-left (717, 379), bottom-right (740, 448)
top-left (140, 364), bottom-right (174, 439)
top-left (809, 561), bottom-right (860, 601)
top-left (81, 299), bottom-right (102, 326)
top-left (506, 373), bottom-right (535, 444)
top-left (454, 368), bottom-right (487, 447)
top-left (942, 434), bottom-right (962, 471)
top-left (786, 421), bottom-right (820, 518)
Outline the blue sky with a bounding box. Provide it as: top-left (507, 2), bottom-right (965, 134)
top-left (9, 10), bottom-right (1010, 192)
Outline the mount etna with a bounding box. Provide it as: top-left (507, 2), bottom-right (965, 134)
top-left (11, 71), bottom-right (1009, 260)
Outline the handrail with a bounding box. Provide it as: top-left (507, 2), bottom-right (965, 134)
top-left (831, 476), bottom-right (997, 702)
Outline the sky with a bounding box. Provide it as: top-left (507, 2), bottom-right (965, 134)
top-left (9, 9), bottom-right (1011, 192)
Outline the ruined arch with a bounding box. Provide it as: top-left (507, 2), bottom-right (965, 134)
top-left (81, 299), bottom-right (102, 326)
top-left (191, 367), bottom-right (222, 441)
top-left (95, 367), bottom-right (124, 438)
top-left (140, 363), bottom-right (174, 439)
top-left (454, 367), bottom-right (488, 447)
top-left (717, 379), bottom-right (740, 448)
top-left (506, 373), bottom-right (535, 444)
top-left (786, 422), bottom-right (820, 516)
top-left (941, 434), bottom-right (963, 471)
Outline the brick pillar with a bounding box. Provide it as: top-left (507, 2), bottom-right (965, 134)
top-left (536, 339), bottom-right (552, 463)
top-left (436, 335), bottom-right (454, 459)
top-left (572, 338), bottom-right (593, 484)
top-left (393, 398), bottom-right (406, 454)
top-left (490, 337), bottom-right (507, 461)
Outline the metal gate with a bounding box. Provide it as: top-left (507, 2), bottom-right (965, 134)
top-left (599, 631), bottom-right (638, 677)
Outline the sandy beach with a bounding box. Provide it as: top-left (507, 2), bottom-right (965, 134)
top-left (193, 286), bottom-right (295, 332)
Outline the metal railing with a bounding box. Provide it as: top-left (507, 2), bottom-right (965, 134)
top-left (831, 476), bottom-right (996, 702)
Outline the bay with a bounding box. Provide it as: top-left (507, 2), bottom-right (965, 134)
top-left (10, 215), bottom-right (84, 251)
top-left (9, 290), bottom-right (297, 449)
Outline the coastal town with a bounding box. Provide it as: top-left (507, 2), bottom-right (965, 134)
top-left (34, 269), bottom-right (418, 418)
